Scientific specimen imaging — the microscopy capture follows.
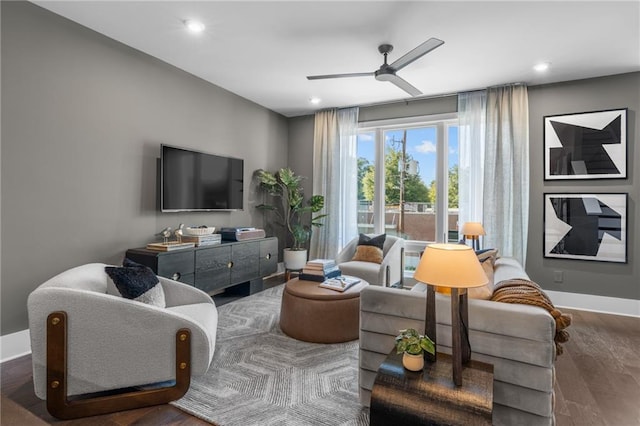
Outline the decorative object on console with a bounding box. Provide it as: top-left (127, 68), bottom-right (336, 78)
top-left (460, 222), bottom-right (485, 250)
top-left (544, 192), bottom-right (627, 263)
top-left (351, 233), bottom-right (386, 264)
top-left (255, 168), bottom-right (326, 269)
top-left (156, 226), bottom-right (173, 244)
top-left (544, 108), bottom-right (627, 180)
top-left (174, 223), bottom-right (185, 242)
top-left (183, 225), bottom-right (216, 236)
top-left (394, 328), bottom-right (435, 372)
top-left (413, 244), bottom-right (488, 386)
top-left (220, 227), bottom-right (266, 241)
top-left (105, 258), bottom-right (166, 308)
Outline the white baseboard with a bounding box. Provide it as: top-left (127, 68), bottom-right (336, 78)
top-left (546, 290), bottom-right (640, 318)
top-left (0, 329), bottom-right (31, 363)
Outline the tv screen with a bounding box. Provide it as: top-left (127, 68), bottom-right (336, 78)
top-left (161, 144), bottom-right (244, 212)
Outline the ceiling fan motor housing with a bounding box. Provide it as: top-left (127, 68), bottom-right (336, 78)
top-left (375, 66), bottom-right (396, 81)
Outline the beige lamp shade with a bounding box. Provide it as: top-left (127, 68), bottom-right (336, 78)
top-left (413, 243), bottom-right (488, 289)
top-left (461, 222), bottom-right (486, 236)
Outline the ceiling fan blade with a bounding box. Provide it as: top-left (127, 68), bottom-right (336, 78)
top-left (387, 74), bottom-right (422, 97)
top-left (307, 72), bottom-right (374, 80)
top-left (389, 38), bottom-right (444, 71)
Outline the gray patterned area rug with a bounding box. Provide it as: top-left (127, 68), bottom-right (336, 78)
top-left (171, 284), bottom-right (370, 426)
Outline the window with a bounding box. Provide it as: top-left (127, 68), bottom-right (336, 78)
top-left (357, 114), bottom-right (459, 272)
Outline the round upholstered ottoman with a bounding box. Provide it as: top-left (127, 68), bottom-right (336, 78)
top-left (279, 277), bottom-right (369, 343)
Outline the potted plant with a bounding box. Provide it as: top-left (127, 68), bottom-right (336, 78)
top-left (395, 328), bottom-right (435, 371)
top-left (255, 168), bottom-right (326, 270)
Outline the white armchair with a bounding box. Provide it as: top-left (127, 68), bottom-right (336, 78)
top-left (335, 235), bottom-right (405, 287)
top-left (27, 263), bottom-right (218, 419)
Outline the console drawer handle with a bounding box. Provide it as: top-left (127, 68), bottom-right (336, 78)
top-left (171, 272), bottom-right (181, 281)
top-left (266, 253), bottom-right (271, 260)
top-left (227, 261), bottom-right (233, 269)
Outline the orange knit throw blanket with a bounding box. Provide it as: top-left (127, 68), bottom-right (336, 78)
top-left (491, 278), bottom-right (572, 355)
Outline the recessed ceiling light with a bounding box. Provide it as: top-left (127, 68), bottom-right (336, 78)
top-left (534, 62), bottom-right (550, 72)
top-left (309, 97), bottom-right (322, 105)
top-left (184, 20), bottom-right (206, 34)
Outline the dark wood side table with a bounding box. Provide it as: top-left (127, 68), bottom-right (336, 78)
top-left (370, 351), bottom-right (493, 426)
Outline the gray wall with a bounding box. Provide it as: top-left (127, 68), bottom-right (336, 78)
top-left (289, 75), bottom-right (639, 301)
top-left (1, 2), bottom-right (289, 334)
top-left (526, 72), bottom-right (639, 300)
top-left (287, 115), bottom-right (315, 200)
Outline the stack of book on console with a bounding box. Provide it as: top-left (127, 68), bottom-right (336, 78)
top-left (299, 259), bottom-right (341, 282)
top-left (146, 242), bottom-right (195, 251)
top-left (180, 233), bottom-right (222, 247)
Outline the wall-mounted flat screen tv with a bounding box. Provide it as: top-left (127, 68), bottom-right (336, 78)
top-left (161, 144), bottom-right (244, 212)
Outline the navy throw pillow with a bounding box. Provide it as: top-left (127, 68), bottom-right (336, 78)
top-left (358, 233), bottom-right (386, 250)
top-left (105, 258), bottom-right (166, 307)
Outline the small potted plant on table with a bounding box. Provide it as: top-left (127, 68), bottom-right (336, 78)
top-left (395, 328), bottom-right (435, 371)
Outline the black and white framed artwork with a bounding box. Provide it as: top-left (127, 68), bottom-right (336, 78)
top-left (544, 193), bottom-right (627, 263)
top-left (544, 108), bottom-right (627, 180)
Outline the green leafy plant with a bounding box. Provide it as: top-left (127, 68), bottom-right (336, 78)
top-left (395, 328), bottom-right (435, 356)
top-left (255, 168), bottom-right (326, 251)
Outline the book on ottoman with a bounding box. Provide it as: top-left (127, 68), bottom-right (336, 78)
top-left (320, 276), bottom-right (361, 292)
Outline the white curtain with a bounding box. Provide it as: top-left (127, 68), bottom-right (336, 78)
top-left (457, 90), bottom-right (487, 230)
top-left (310, 107), bottom-right (359, 259)
top-left (483, 84), bottom-right (530, 265)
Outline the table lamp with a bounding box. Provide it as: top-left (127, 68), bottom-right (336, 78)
top-left (413, 243), bottom-right (488, 386)
top-left (461, 222), bottom-right (485, 250)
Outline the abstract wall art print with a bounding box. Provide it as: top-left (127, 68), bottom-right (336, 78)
top-left (544, 193), bottom-right (627, 263)
top-left (544, 108), bottom-right (627, 180)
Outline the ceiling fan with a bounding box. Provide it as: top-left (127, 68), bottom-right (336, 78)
top-left (307, 38), bottom-right (444, 97)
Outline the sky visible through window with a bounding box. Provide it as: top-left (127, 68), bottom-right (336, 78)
top-left (357, 126), bottom-right (458, 188)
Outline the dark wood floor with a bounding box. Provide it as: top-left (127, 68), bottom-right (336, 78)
top-left (552, 309), bottom-right (640, 426)
top-left (2, 304), bottom-right (638, 425)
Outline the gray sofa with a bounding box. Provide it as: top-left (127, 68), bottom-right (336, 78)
top-left (359, 257), bottom-right (556, 426)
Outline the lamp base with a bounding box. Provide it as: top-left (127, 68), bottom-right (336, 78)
top-left (451, 288), bottom-right (471, 386)
top-left (464, 235), bottom-right (481, 251)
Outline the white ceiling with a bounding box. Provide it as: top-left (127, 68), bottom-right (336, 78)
top-left (32, 1), bottom-right (640, 117)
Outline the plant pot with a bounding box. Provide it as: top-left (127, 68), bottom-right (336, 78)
top-left (402, 352), bottom-right (424, 372)
top-left (283, 248), bottom-right (307, 270)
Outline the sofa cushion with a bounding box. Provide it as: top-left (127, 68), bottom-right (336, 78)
top-left (351, 233), bottom-right (386, 264)
top-left (105, 258), bottom-right (166, 308)
top-left (494, 257), bottom-right (530, 282)
top-left (468, 249), bottom-right (498, 299)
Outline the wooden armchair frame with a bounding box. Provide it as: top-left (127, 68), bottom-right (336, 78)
top-left (46, 311), bottom-right (191, 419)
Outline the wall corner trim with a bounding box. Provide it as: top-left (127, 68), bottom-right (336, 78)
top-left (547, 290), bottom-right (640, 318)
top-left (0, 329), bottom-right (32, 363)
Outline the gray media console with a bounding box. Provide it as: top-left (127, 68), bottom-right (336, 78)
top-left (126, 237), bottom-right (278, 296)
